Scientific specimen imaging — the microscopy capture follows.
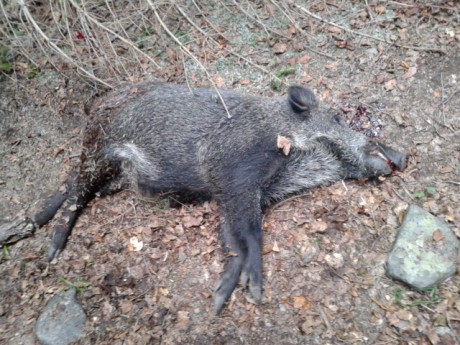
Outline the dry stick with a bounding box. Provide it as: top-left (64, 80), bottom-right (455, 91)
top-left (387, 1), bottom-right (458, 11)
top-left (230, 0), bottom-right (288, 39)
top-left (76, 11), bottom-right (114, 78)
top-left (364, 0), bottom-right (375, 21)
top-left (17, 4), bottom-right (72, 85)
top-left (175, 4), bottom-right (209, 37)
top-left (0, 2), bottom-right (39, 67)
top-left (267, 0), bottom-right (334, 59)
top-left (16, 0), bottom-right (113, 88)
top-left (189, 0), bottom-right (285, 86)
top-left (268, 0), bottom-right (305, 36)
top-left (68, 0), bottom-right (160, 69)
top-left (48, 0), bottom-right (68, 43)
top-left (179, 2), bottom-right (284, 86)
top-left (60, 0), bottom-right (81, 66)
top-left (148, 2), bottom-right (233, 119)
top-left (291, 1), bottom-right (446, 54)
top-left (104, 0), bottom-right (148, 76)
top-left (441, 72), bottom-right (446, 125)
top-left (274, 0), bottom-right (335, 59)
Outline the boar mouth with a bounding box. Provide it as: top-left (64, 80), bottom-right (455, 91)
top-left (369, 142), bottom-right (407, 173)
top-left (317, 137), bottom-right (407, 178)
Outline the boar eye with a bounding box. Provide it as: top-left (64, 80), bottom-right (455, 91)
top-left (333, 115), bottom-right (342, 125)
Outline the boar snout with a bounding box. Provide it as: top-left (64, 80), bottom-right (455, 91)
top-left (365, 142), bottom-right (407, 176)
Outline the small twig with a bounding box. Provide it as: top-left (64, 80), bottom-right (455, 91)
top-left (395, 176), bottom-right (414, 201)
top-left (189, 0), bottom-right (287, 85)
top-left (439, 89), bottom-right (459, 107)
top-left (291, 1), bottom-right (446, 54)
top-left (440, 72), bottom-right (446, 125)
top-left (446, 181), bottom-right (460, 186)
top-left (180, 49), bottom-right (193, 93)
top-left (318, 306), bottom-right (332, 330)
top-left (17, 0), bottom-right (113, 88)
top-left (364, 0), bottom-right (375, 21)
top-left (150, 2), bottom-right (232, 118)
top-left (68, 0), bottom-right (160, 69)
top-left (387, 1), bottom-right (458, 11)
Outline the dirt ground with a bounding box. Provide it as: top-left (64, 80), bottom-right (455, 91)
top-left (1, 2), bottom-right (459, 344)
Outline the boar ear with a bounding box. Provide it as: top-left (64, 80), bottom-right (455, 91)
top-left (288, 86), bottom-right (318, 114)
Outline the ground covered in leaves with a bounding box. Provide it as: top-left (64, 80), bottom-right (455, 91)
top-left (1, 1), bottom-right (459, 344)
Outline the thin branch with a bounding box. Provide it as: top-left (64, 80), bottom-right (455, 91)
top-left (189, 0), bottom-right (287, 85)
top-left (148, 1), bottom-right (232, 118)
top-left (291, 1), bottom-right (446, 54)
top-left (17, 0), bottom-right (113, 88)
top-left (68, 0), bottom-right (160, 69)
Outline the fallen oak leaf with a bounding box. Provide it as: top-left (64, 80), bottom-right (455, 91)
top-left (277, 135), bottom-right (292, 156)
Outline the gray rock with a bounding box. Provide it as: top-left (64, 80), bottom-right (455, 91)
top-left (36, 289), bottom-right (86, 345)
top-left (386, 205), bottom-right (459, 289)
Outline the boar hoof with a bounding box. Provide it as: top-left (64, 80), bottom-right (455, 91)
top-left (214, 257), bottom-right (244, 314)
top-left (48, 224), bottom-right (70, 260)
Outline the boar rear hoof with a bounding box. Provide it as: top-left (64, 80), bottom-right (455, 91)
top-left (240, 268), bottom-right (262, 303)
top-left (214, 256), bottom-right (263, 314)
top-left (214, 256), bottom-right (245, 314)
top-left (48, 224), bottom-right (70, 260)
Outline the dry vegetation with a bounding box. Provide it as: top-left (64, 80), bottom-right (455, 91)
top-left (1, 1), bottom-right (459, 344)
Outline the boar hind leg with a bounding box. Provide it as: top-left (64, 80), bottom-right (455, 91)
top-left (214, 190), bottom-right (263, 314)
top-left (32, 171), bottom-right (78, 228)
top-left (48, 157), bottom-right (119, 259)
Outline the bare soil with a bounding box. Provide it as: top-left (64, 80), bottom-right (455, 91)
top-left (1, 2), bottom-right (459, 344)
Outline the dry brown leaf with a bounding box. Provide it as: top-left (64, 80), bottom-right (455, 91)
top-left (432, 229), bottom-right (444, 242)
top-left (427, 330), bottom-right (441, 345)
top-left (212, 76), bottom-right (225, 88)
top-left (310, 220), bottom-right (328, 233)
top-left (300, 75), bottom-right (313, 83)
top-left (273, 43), bottom-right (287, 54)
top-left (328, 26), bottom-right (342, 34)
top-left (287, 27), bottom-right (296, 35)
top-left (300, 316), bottom-right (319, 335)
top-left (262, 247), bottom-right (272, 255)
top-left (438, 165), bottom-right (453, 174)
top-left (384, 79), bottom-right (397, 91)
top-left (396, 309), bottom-right (413, 321)
top-left (298, 55), bottom-right (311, 64)
top-left (183, 215), bottom-right (203, 228)
top-left (293, 296), bottom-right (309, 310)
top-left (404, 66), bottom-right (417, 78)
top-left (120, 300), bottom-right (133, 314)
top-left (277, 135), bottom-right (292, 156)
top-left (50, 146), bottom-right (64, 158)
top-left (159, 288), bottom-right (169, 296)
top-left (176, 310), bottom-right (190, 330)
top-left (375, 6), bottom-right (386, 14)
top-left (239, 79), bottom-right (250, 85)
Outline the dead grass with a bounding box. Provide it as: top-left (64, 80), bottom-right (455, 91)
top-left (1, 0), bottom-right (447, 89)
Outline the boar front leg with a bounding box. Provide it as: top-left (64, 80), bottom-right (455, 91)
top-left (214, 190), bottom-right (263, 314)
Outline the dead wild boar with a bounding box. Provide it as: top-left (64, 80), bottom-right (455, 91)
top-left (30, 83), bottom-right (406, 314)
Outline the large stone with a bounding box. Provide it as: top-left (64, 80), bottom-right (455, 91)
top-left (386, 205), bottom-right (459, 289)
top-left (36, 289), bottom-right (86, 345)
